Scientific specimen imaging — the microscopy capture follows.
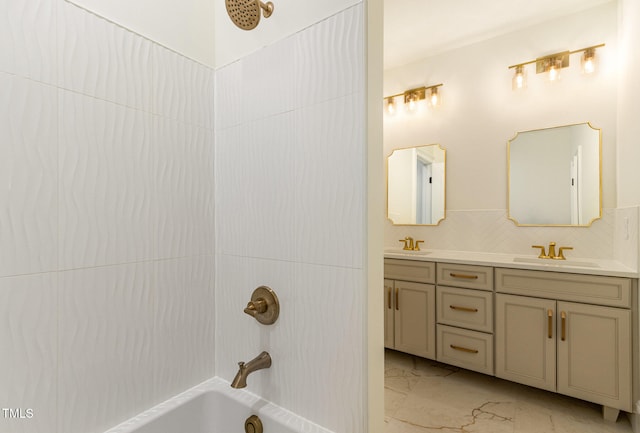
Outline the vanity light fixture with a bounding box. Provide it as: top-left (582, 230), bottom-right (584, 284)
top-left (383, 83), bottom-right (443, 115)
top-left (508, 44), bottom-right (604, 88)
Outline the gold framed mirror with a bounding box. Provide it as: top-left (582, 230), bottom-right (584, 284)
top-left (387, 144), bottom-right (446, 225)
top-left (508, 122), bottom-right (602, 226)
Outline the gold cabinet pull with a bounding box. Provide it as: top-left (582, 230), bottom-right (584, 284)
top-left (561, 311), bottom-right (566, 341)
top-left (450, 273), bottom-right (478, 280)
top-left (395, 287), bottom-right (399, 311)
top-left (547, 309), bottom-right (553, 339)
top-left (386, 286), bottom-right (392, 309)
top-left (450, 344), bottom-right (478, 354)
top-left (449, 305), bottom-right (478, 313)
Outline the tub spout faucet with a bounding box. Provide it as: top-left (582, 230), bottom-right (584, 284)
top-left (231, 351), bottom-right (272, 389)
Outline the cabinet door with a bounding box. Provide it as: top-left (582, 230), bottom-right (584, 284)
top-left (394, 280), bottom-right (436, 359)
top-left (384, 279), bottom-right (395, 349)
top-left (495, 294), bottom-right (556, 391)
top-left (557, 301), bottom-right (632, 412)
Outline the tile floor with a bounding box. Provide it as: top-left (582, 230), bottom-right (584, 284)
top-left (384, 349), bottom-right (633, 433)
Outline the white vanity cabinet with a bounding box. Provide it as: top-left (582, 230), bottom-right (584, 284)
top-left (495, 268), bottom-right (632, 420)
top-left (435, 263), bottom-right (494, 375)
top-left (384, 259), bottom-right (436, 359)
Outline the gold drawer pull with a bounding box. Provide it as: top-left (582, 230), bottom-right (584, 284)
top-left (395, 287), bottom-right (399, 311)
top-left (547, 309), bottom-right (553, 339)
top-left (450, 344), bottom-right (478, 354)
top-left (561, 311), bottom-right (566, 341)
top-left (449, 305), bottom-right (478, 313)
top-left (450, 273), bottom-right (478, 280)
top-left (386, 286), bottom-right (392, 309)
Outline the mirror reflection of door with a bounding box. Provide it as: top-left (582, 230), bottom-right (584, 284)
top-left (387, 144), bottom-right (446, 225)
top-left (416, 156), bottom-right (432, 224)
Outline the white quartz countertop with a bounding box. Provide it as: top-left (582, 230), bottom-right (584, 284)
top-left (384, 248), bottom-right (638, 278)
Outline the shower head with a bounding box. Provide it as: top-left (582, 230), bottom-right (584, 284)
top-left (225, 0), bottom-right (274, 31)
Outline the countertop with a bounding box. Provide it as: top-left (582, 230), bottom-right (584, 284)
top-left (384, 248), bottom-right (638, 278)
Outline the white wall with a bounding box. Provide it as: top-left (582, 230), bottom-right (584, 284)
top-left (383, 3), bottom-right (639, 265)
top-left (0, 1), bottom-right (216, 432)
top-left (67, 0), bottom-right (215, 67)
top-left (214, 4), bottom-right (368, 431)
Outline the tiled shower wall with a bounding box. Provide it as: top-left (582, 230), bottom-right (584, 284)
top-left (0, 1), bottom-right (215, 433)
top-left (215, 4), bottom-right (367, 432)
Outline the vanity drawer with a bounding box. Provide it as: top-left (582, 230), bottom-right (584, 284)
top-left (495, 268), bottom-right (631, 308)
top-left (437, 325), bottom-right (494, 375)
top-left (437, 263), bottom-right (493, 291)
top-left (384, 258), bottom-right (436, 284)
top-left (437, 286), bottom-right (493, 333)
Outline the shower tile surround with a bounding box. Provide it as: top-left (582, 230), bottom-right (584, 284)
top-left (1, 1), bottom-right (215, 433)
top-left (1, 1), bottom-right (366, 433)
top-left (215, 5), bottom-right (366, 433)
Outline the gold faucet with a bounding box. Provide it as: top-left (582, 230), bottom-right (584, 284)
top-left (398, 237), bottom-right (425, 251)
top-left (230, 351), bottom-right (271, 388)
top-left (399, 236), bottom-right (414, 250)
top-left (531, 242), bottom-right (573, 260)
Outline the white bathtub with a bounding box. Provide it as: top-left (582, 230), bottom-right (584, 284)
top-left (104, 377), bottom-right (333, 433)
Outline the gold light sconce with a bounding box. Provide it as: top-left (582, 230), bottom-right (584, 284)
top-left (384, 83), bottom-right (443, 115)
top-left (509, 44), bottom-right (604, 89)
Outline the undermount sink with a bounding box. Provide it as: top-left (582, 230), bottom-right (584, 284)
top-left (513, 257), bottom-right (600, 269)
top-left (385, 248), bottom-right (431, 256)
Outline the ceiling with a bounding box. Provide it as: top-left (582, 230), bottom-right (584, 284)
top-left (383, 0), bottom-right (615, 70)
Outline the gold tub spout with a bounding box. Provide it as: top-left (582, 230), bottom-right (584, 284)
top-left (231, 351), bottom-right (272, 388)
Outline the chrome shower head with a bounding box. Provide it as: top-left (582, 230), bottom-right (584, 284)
top-left (225, 0), bottom-right (274, 31)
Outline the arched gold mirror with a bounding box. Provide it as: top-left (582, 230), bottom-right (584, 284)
top-left (387, 144), bottom-right (446, 225)
top-left (508, 122), bottom-right (602, 226)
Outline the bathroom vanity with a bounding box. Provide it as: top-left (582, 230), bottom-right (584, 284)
top-left (383, 250), bottom-right (637, 421)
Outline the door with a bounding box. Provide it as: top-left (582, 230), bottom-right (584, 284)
top-left (394, 280), bottom-right (435, 359)
top-left (495, 294), bottom-right (556, 391)
top-left (556, 301), bottom-right (632, 412)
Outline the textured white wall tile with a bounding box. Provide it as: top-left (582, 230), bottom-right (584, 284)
top-left (291, 263), bottom-right (364, 432)
top-left (294, 4), bottom-right (364, 108)
top-left (214, 255), bottom-right (295, 401)
top-left (152, 116), bottom-right (215, 259)
top-left (215, 60), bottom-right (243, 130)
top-left (0, 73), bottom-right (58, 277)
top-left (152, 44), bottom-right (215, 128)
top-left (215, 7), bottom-right (367, 433)
top-left (154, 256), bottom-right (215, 401)
top-left (0, 273), bottom-right (57, 433)
top-left (294, 93), bottom-right (365, 268)
top-left (215, 113), bottom-right (295, 260)
top-left (58, 90), bottom-right (153, 269)
top-left (0, 0), bottom-right (57, 84)
top-left (243, 36), bottom-right (295, 122)
top-left (58, 263), bottom-right (155, 433)
top-left (58, 1), bottom-right (152, 111)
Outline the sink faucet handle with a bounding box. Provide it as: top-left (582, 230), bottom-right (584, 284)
top-left (556, 246), bottom-right (573, 260)
top-left (398, 239), bottom-right (409, 250)
top-left (414, 240), bottom-right (424, 251)
top-left (532, 245), bottom-right (548, 258)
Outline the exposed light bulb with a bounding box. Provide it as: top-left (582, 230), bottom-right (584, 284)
top-left (582, 48), bottom-right (597, 74)
top-left (408, 96), bottom-right (416, 111)
top-left (386, 97), bottom-right (396, 115)
top-left (548, 63), bottom-right (559, 81)
top-left (512, 65), bottom-right (525, 90)
top-left (430, 88), bottom-right (439, 106)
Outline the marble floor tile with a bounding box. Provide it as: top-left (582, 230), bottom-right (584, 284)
top-left (385, 349), bottom-right (632, 433)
